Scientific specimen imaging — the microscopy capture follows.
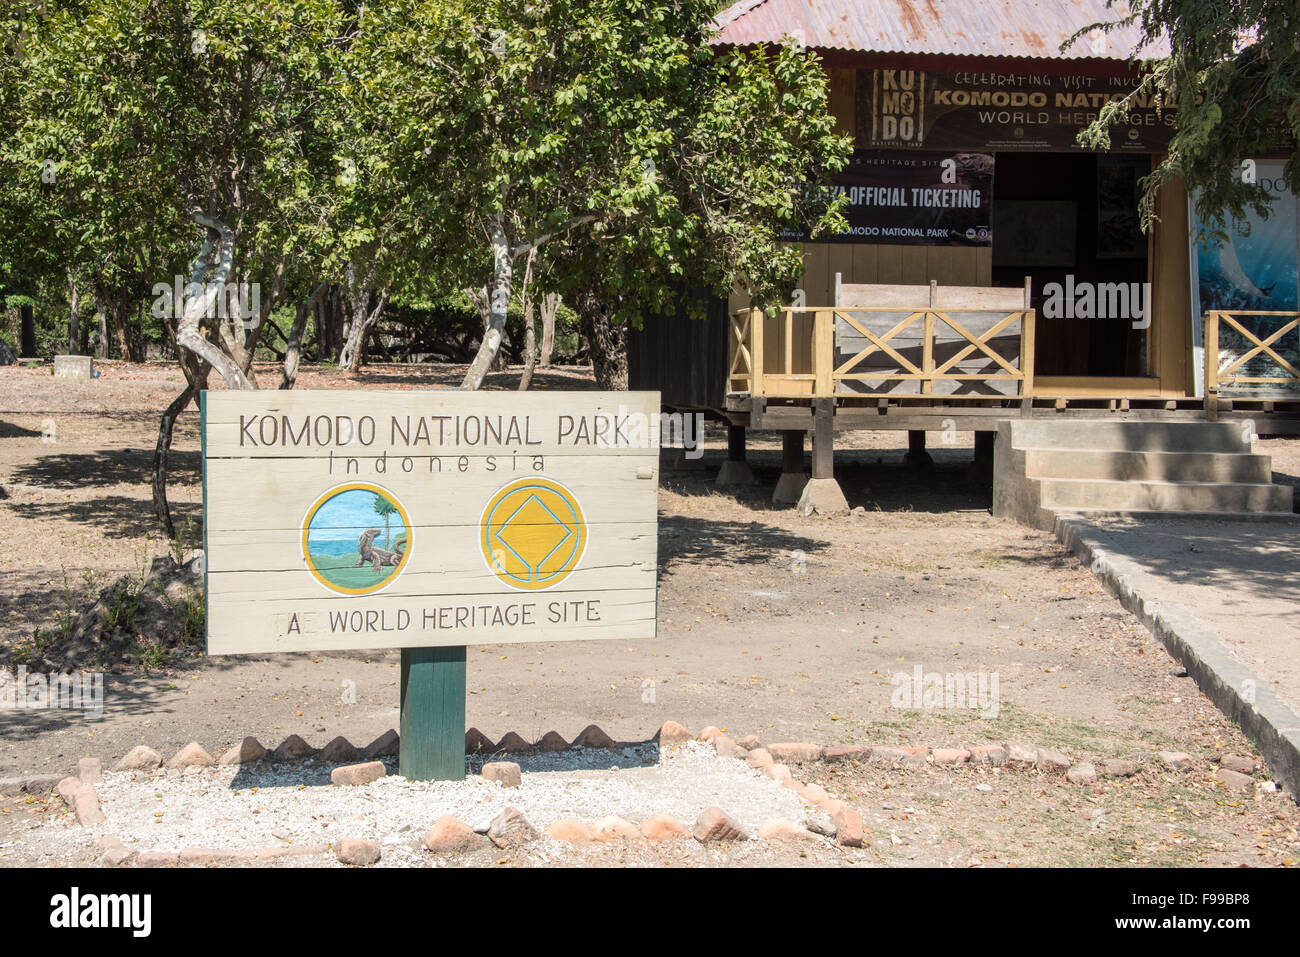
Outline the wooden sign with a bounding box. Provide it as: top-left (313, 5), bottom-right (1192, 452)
top-left (201, 390), bottom-right (660, 655)
top-left (855, 70), bottom-right (1175, 153)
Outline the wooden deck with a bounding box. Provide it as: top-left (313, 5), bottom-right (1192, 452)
top-left (725, 293), bottom-right (1300, 434)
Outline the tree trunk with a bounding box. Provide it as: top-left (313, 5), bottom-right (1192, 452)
top-left (109, 301), bottom-right (138, 362)
top-left (281, 284), bottom-right (325, 389)
top-left (539, 293), bottom-right (559, 367)
top-left (175, 216), bottom-right (254, 389)
top-left (338, 293), bottom-right (369, 371)
top-left (465, 283), bottom-right (509, 372)
top-left (67, 270), bottom-right (80, 355)
top-left (154, 339), bottom-right (211, 536)
top-left (152, 378), bottom-right (203, 538)
top-left (102, 296), bottom-right (146, 363)
top-left (95, 309), bottom-right (108, 358)
top-left (461, 215), bottom-right (513, 390)
top-left (519, 309), bottom-right (537, 390)
top-left (338, 267), bottom-right (389, 374)
top-left (155, 214), bottom-right (253, 534)
top-left (518, 249), bottom-right (537, 391)
top-left (575, 289), bottom-right (628, 390)
top-left (314, 284), bottom-right (345, 359)
top-left (19, 304), bottom-right (36, 358)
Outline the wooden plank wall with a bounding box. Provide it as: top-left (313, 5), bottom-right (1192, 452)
top-left (627, 289), bottom-right (730, 409)
top-left (728, 245), bottom-right (993, 318)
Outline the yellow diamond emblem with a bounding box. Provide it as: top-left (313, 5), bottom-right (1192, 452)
top-left (480, 478), bottom-right (587, 590)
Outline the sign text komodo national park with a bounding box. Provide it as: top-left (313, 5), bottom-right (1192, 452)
top-left (200, 391), bottom-right (661, 656)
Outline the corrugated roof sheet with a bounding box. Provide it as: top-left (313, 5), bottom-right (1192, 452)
top-left (711, 0), bottom-right (1170, 60)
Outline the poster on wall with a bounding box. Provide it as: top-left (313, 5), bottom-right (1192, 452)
top-left (788, 149), bottom-right (994, 245)
top-left (856, 70), bottom-right (1175, 153)
top-left (1189, 160), bottom-right (1300, 394)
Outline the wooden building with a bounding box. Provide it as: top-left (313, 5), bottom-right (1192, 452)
top-left (628, 0), bottom-right (1300, 517)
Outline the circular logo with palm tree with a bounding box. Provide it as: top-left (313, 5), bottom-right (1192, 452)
top-left (302, 482), bottom-right (411, 595)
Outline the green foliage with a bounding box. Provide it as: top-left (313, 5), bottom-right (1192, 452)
top-left (52, 567), bottom-right (79, 644)
top-left (2, 0), bottom-right (348, 369)
top-left (167, 517), bottom-right (201, 567)
top-left (161, 592), bottom-right (206, 647)
top-left (5, 567), bottom-right (79, 666)
top-left (102, 580), bottom-right (142, 635)
top-left (1, 0), bottom-right (850, 365)
top-left (130, 639), bottom-right (172, 670)
top-left (1074, 0), bottom-right (1300, 244)
top-left (8, 627), bottom-right (54, 668)
top-left (345, 0), bottom-right (849, 324)
top-left (373, 493), bottom-right (397, 548)
top-left (102, 550), bottom-right (150, 635)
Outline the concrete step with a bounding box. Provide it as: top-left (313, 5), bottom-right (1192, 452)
top-left (1037, 478), bottom-right (1294, 513)
top-left (1024, 448), bottom-right (1273, 484)
top-left (1007, 419), bottom-right (1250, 453)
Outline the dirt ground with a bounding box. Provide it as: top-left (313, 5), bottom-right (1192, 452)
top-left (1, 360), bottom-right (1298, 867)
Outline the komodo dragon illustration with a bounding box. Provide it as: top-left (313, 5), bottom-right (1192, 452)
top-left (356, 528), bottom-right (405, 572)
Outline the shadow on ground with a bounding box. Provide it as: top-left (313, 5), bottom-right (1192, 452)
top-left (225, 743), bottom-right (665, 789)
top-left (662, 449), bottom-right (992, 515)
top-left (0, 419), bottom-right (45, 439)
top-left (657, 513), bottom-right (831, 582)
top-left (9, 446), bottom-right (200, 491)
top-left (1088, 520), bottom-right (1300, 611)
top-left (5, 495), bottom-right (200, 541)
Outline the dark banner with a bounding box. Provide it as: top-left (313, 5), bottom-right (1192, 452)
top-left (792, 150), bottom-right (993, 246)
top-left (9, 866), bottom-right (1279, 941)
top-left (856, 70), bottom-right (1175, 153)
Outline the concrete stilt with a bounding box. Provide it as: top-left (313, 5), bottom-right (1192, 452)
top-left (904, 429), bottom-right (934, 469)
top-left (967, 429), bottom-right (995, 482)
top-left (797, 398), bottom-right (848, 515)
top-left (772, 430), bottom-right (809, 504)
top-left (716, 424), bottom-right (756, 486)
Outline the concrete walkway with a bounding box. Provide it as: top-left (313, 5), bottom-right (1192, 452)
top-left (1057, 512), bottom-right (1300, 799)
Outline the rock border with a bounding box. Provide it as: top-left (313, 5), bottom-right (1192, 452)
top-left (696, 728), bottom-right (1277, 799)
top-left (29, 716), bottom-right (1282, 866)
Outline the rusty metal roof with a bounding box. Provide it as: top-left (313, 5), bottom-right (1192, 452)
top-left (711, 0), bottom-right (1169, 60)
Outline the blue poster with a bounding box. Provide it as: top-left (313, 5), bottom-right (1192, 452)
top-left (1193, 163), bottom-right (1299, 312)
top-left (1191, 162), bottom-right (1300, 390)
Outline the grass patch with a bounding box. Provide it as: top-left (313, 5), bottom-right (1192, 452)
top-left (131, 639), bottom-right (171, 670)
top-left (102, 550), bottom-right (151, 636)
top-left (871, 557), bottom-right (929, 573)
top-left (308, 552), bottom-right (398, 591)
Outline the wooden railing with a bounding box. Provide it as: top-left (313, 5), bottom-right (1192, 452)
top-left (728, 306), bottom-right (1036, 398)
top-left (1205, 310), bottom-right (1300, 396)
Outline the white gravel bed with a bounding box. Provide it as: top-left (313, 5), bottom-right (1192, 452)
top-left (31, 743), bottom-right (829, 864)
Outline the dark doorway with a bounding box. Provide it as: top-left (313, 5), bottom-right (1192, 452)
top-left (992, 152), bottom-right (1150, 378)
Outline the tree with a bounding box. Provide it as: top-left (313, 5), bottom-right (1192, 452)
top-left (538, 292), bottom-right (559, 368)
top-left (5, 0), bottom-right (348, 534)
top-left (1076, 0), bottom-right (1300, 240)
top-left (372, 494), bottom-right (397, 549)
top-left (516, 248), bottom-right (540, 391)
top-left (347, 0), bottom-right (848, 390)
top-left (544, 38), bottom-right (852, 388)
